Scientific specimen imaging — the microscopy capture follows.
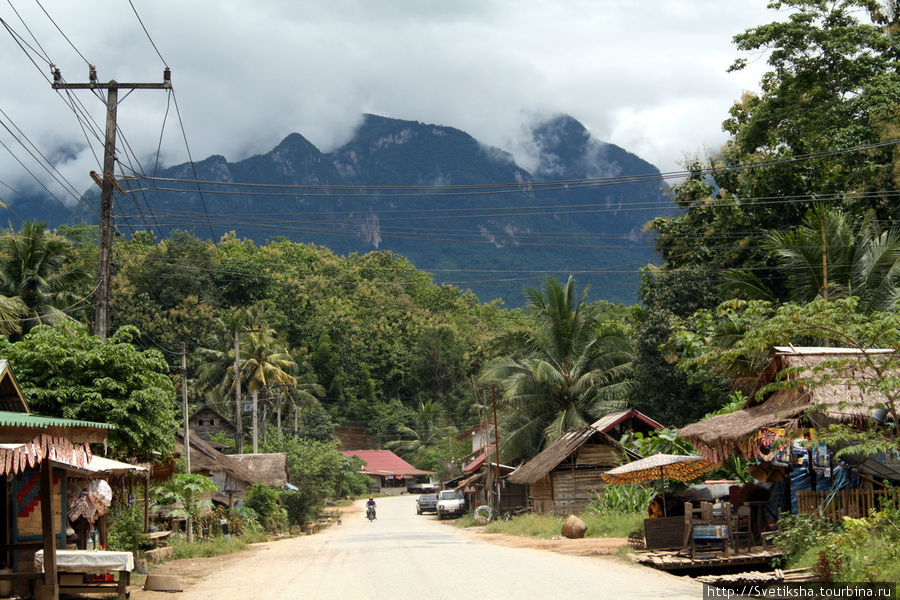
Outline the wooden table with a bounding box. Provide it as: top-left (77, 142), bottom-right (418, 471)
top-left (34, 549), bottom-right (134, 600)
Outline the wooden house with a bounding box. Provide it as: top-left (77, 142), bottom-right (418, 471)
top-left (507, 409), bottom-right (661, 514)
top-left (188, 404), bottom-right (237, 447)
top-left (173, 433), bottom-right (257, 506)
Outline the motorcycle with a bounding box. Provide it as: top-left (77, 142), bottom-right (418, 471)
top-left (366, 505), bottom-right (376, 521)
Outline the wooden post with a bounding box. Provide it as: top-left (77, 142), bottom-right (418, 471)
top-left (144, 475), bottom-right (150, 533)
top-left (182, 342), bottom-right (191, 474)
top-left (252, 390), bottom-right (259, 453)
top-left (234, 328), bottom-right (242, 452)
top-left (38, 460), bottom-right (58, 600)
top-left (491, 384), bottom-right (501, 511)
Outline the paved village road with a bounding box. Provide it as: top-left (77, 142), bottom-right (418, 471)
top-left (169, 496), bottom-right (703, 600)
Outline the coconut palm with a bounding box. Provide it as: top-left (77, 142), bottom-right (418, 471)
top-left (721, 206), bottom-right (900, 312)
top-left (0, 295), bottom-right (27, 336)
top-left (479, 277), bottom-right (633, 462)
top-left (385, 400), bottom-right (457, 456)
top-left (240, 327), bottom-right (296, 451)
top-left (0, 221), bottom-right (90, 335)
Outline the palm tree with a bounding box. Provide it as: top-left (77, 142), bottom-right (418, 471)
top-left (721, 206), bottom-right (900, 312)
top-left (240, 327), bottom-right (296, 451)
top-left (0, 295), bottom-right (27, 336)
top-left (0, 221), bottom-right (90, 336)
top-left (284, 349), bottom-right (325, 436)
top-left (385, 400), bottom-right (457, 456)
top-left (479, 277), bottom-right (633, 462)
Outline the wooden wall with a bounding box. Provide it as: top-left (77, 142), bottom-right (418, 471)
top-left (189, 408), bottom-right (236, 442)
top-left (550, 468), bottom-right (606, 514)
top-left (529, 439), bottom-right (626, 515)
top-left (530, 476), bottom-right (554, 514)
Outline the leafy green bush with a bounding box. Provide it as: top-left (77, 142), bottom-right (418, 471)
top-left (813, 490), bottom-right (900, 583)
top-left (243, 483), bottom-right (287, 533)
top-left (107, 504), bottom-right (150, 553)
top-left (230, 505), bottom-right (263, 535)
top-left (770, 512), bottom-right (839, 564)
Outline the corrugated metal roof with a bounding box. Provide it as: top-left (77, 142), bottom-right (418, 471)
top-left (590, 409), bottom-right (663, 433)
top-left (340, 449), bottom-right (435, 476)
top-left (0, 410), bottom-right (114, 429)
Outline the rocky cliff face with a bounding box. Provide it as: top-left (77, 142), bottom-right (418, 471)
top-left (60, 113), bottom-right (672, 305)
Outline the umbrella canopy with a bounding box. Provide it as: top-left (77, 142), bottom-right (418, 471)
top-left (600, 454), bottom-right (720, 485)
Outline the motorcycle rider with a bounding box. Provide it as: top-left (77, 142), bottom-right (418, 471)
top-left (366, 496), bottom-right (376, 519)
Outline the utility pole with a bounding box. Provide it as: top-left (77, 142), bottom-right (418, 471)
top-left (251, 389), bottom-right (259, 453)
top-left (181, 342), bottom-right (191, 474)
top-left (230, 323), bottom-right (260, 453)
top-left (491, 384), bottom-right (501, 512)
top-left (234, 327), bottom-right (242, 451)
top-left (52, 66), bottom-right (171, 340)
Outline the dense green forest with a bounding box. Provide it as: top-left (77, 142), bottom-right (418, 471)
top-left (0, 0), bottom-right (897, 480)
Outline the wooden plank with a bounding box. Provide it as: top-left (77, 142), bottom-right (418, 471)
top-left (39, 460), bottom-right (58, 599)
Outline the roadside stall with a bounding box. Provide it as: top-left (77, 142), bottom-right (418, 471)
top-left (679, 346), bottom-right (899, 525)
top-left (0, 359), bottom-right (126, 600)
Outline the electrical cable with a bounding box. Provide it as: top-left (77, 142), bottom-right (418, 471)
top-left (34, 0), bottom-right (91, 66)
top-left (169, 90), bottom-right (217, 239)
top-left (127, 0), bottom-right (167, 67)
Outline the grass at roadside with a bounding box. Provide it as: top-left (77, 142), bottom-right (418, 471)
top-left (166, 531), bottom-right (271, 560)
top-left (461, 510), bottom-right (644, 539)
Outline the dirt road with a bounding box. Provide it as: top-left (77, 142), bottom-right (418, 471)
top-left (138, 495), bottom-right (702, 599)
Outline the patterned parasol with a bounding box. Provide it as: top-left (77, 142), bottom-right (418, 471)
top-left (600, 453), bottom-right (720, 485)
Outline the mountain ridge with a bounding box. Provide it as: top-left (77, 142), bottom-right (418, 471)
top-left (11, 113), bottom-right (673, 306)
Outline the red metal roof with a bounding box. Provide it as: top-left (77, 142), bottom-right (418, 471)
top-left (340, 449), bottom-right (434, 476)
top-left (462, 452), bottom-right (486, 473)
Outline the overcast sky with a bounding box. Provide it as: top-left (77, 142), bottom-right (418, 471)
top-left (0, 1), bottom-right (780, 203)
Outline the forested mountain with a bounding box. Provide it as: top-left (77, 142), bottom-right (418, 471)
top-left (31, 114), bottom-right (670, 306)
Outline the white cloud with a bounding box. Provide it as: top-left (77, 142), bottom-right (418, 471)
top-left (0, 0), bottom-right (777, 205)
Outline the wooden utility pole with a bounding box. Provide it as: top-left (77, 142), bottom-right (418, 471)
top-left (181, 342), bottom-right (191, 474)
top-left (251, 389), bottom-right (259, 453)
top-left (491, 384), bottom-right (501, 511)
top-left (234, 327), bottom-right (242, 451)
top-left (52, 67), bottom-right (171, 339)
top-left (820, 210), bottom-right (829, 301)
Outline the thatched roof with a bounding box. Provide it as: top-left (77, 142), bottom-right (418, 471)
top-left (679, 346), bottom-right (896, 462)
top-left (233, 453), bottom-right (288, 488)
top-left (175, 432), bottom-right (257, 485)
top-left (507, 427), bottom-right (640, 485)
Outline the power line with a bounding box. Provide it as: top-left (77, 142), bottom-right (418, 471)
top-left (169, 90), bottom-right (216, 239)
top-left (121, 137), bottom-right (900, 196)
top-left (127, 0), bottom-right (167, 67)
top-left (34, 0), bottom-right (91, 66)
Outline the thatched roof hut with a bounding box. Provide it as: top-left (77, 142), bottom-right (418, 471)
top-left (174, 433), bottom-right (258, 504)
top-left (679, 346), bottom-right (895, 462)
top-left (233, 453), bottom-right (289, 488)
